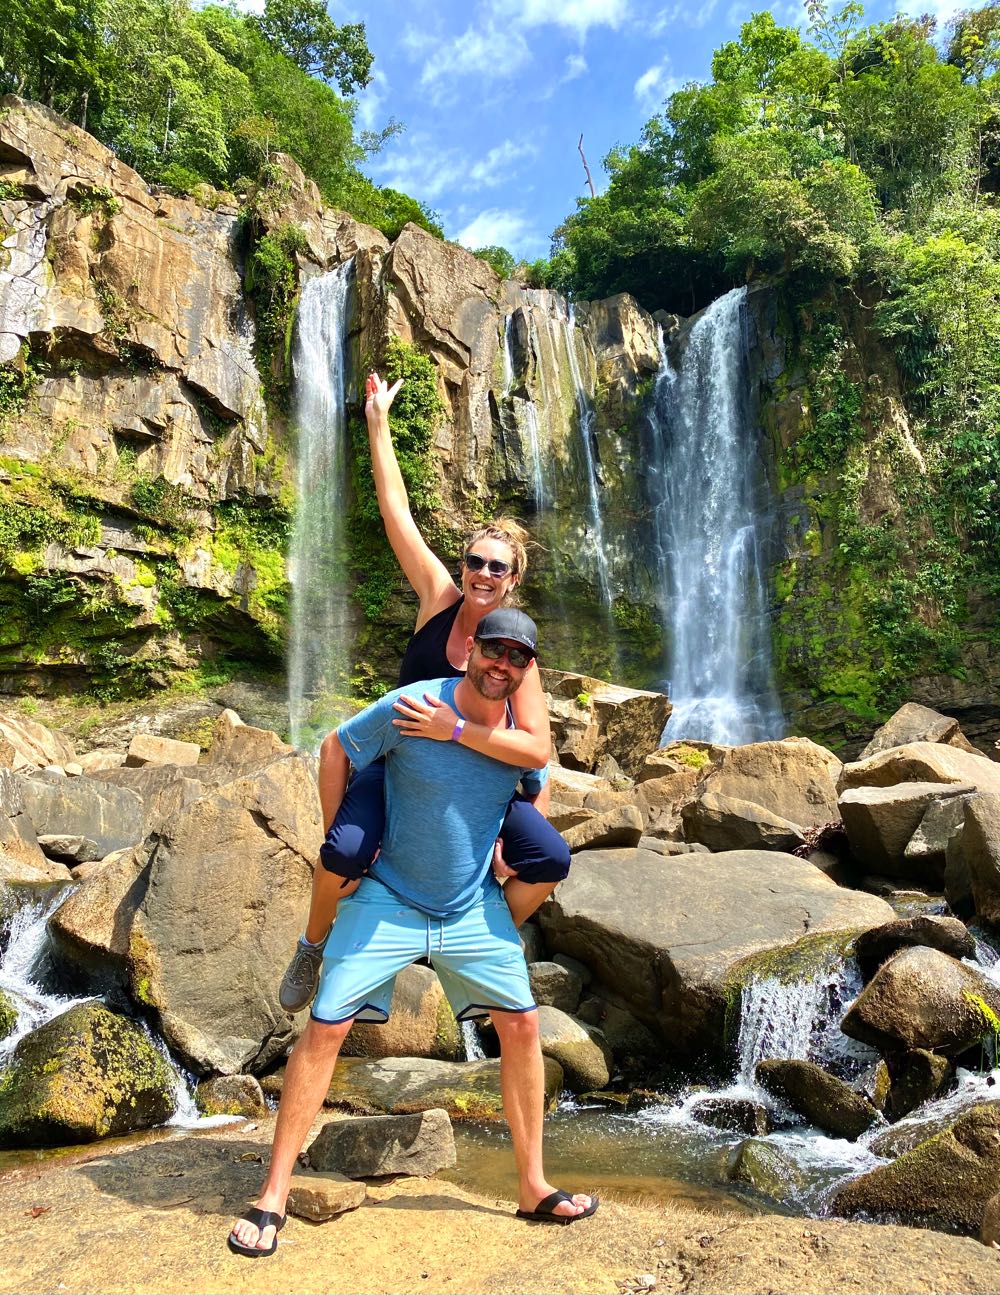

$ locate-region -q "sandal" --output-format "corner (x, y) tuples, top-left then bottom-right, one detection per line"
(515, 1189), (599, 1225)
(227, 1206), (286, 1258)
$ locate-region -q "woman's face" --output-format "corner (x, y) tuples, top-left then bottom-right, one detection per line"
(461, 537), (519, 614)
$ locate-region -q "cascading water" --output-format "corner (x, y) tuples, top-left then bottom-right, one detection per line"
(287, 260), (355, 752)
(563, 305), (612, 608)
(648, 289), (783, 744)
(502, 312), (546, 506)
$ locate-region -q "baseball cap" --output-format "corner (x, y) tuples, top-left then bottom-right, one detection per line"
(474, 608), (539, 659)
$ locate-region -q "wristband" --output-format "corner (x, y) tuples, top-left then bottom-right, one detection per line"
(450, 718), (466, 743)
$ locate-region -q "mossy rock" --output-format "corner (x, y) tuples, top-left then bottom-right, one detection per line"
(727, 1137), (808, 1203)
(0, 1002), (176, 1148)
(0, 987), (16, 1041)
(195, 1074), (267, 1119)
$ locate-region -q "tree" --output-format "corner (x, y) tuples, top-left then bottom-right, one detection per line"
(254, 0), (372, 93)
(472, 246), (516, 279)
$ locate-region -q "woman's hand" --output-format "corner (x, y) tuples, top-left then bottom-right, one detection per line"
(391, 691), (457, 741)
(492, 837), (517, 879)
(365, 371), (403, 426)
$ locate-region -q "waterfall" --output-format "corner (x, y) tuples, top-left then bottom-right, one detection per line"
(461, 1019), (486, 1061)
(649, 289), (783, 744)
(502, 311), (546, 506)
(287, 261), (355, 752)
(563, 305), (612, 607)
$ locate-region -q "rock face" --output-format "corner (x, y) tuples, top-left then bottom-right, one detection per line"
(307, 1109), (457, 1178)
(538, 846), (895, 1059)
(0, 1003), (175, 1146)
(542, 671), (672, 778)
(17, 774), (144, 858)
(833, 1103), (1000, 1232)
(755, 1059), (877, 1140)
(841, 946), (1000, 1057)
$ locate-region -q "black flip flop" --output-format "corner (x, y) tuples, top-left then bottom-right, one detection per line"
(227, 1206), (286, 1257)
(516, 1189), (599, 1225)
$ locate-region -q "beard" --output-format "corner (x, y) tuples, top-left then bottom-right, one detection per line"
(467, 653), (520, 701)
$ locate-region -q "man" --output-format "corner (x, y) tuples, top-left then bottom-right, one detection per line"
(229, 609), (597, 1257)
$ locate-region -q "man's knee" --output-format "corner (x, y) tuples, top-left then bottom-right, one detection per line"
(300, 1015), (353, 1052)
(492, 1007), (540, 1047)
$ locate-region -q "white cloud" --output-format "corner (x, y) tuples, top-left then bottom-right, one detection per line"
(354, 68), (389, 133)
(651, 0), (718, 32)
(634, 59), (681, 112)
(226, 0), (264, 11)
(897, 0), (966, 22)
(468, 139), (539, 187)
(457, 208), (545, 257)
(562, 53), (588, 81)
(417, 22), (532, 104)
(504, 0), (630, 38)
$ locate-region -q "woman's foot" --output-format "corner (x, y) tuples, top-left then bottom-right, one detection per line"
(278, 935), (326, 1012)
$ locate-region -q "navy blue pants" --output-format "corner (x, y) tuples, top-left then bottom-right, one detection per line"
(320, 760), (571, 885)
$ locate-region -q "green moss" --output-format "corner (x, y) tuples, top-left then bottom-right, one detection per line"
(0, 987), (16, 1041)
(670, 743), (710, 770)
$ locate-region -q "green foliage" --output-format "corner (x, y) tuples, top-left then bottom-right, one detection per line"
(242, 217), (308, 405)
(472, 245), (516, 279)
(253, 0), (371, 92)
(68, 184), (121, 216)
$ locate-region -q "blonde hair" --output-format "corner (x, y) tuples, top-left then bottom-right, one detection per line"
(465, 516), (531, 580)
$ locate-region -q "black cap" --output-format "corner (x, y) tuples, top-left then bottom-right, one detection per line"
(474, 608), (539, 659)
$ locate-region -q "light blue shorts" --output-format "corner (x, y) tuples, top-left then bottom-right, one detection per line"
(311, 875), (536, 1025)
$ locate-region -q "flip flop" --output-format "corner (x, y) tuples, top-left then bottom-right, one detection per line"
(227, 1206), (286, 1258)
(516, 1189), (599, 1225)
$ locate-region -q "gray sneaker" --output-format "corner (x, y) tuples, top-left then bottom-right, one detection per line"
(279, 937), (325, 1012)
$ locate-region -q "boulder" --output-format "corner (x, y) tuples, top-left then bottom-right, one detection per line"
(832, 1102), (1000, 1232)
(536, 1006), (612, 1092)
(860, 703), (977, 760)
(307, 1108), (456, 1178)
(885, 1048), (952, 1121)
(341, 964), (462, 1062)
(0, 849), (70, 885)
(561, 804), (643, 852)
(538, 846), (895, 1059)
(634, 769), (702, 838)
(97, 764), (228, 838)
(904, 793), (974, 879)
(838, 742), (1000, 795)
(272, 1054), (564, 1122)
(691, 1097), (772, 1136)
(541, 670), (672, 778)
(519, 922), (547, 964)
(76, 750), (127, 774)
(48, 846), (147, 987)
(727, 1138), (807, 1203)
(0, 714), (74, 771)
(0, 1003), (175, 1147)
(853, 915), (977, 983)
(697, 738), (842, 830)
(207, 709), (293, 769)
(961, 793), (1000, 927)
(286, 1169), (366, 1221)
(575, 995), (660, 1061)
(682, 791), (805, 852)
(37, 834), (102, 864)
(17, 774), (144, 858)
(0, 768), (46, 872)
(637, 836), (709, 855)
(125, 733), (201, 768)
(841, 946), (1000, 1057)
(755, 1059), (878, 1140)
(548, 766), (629, 813)
(125, 755), (321, 1073)
(195, 1074), (267, 1119)
(528, 961), (584, 1014)
(838, 782), (973, 878)
(637, 742), (723, 783)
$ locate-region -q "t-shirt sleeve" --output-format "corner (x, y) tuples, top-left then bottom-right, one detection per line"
(335, 691), (403, 770)
(519, 762), (550, 796)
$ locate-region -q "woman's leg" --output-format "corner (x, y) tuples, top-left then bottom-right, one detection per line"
(497, 794), (570, 928)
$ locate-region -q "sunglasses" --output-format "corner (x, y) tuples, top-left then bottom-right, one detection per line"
(464, 552), (513, 578)
(476, 638), (534, 669)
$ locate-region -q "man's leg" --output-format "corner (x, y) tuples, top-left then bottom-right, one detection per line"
(490, 1008), (594, 1219)
(230, 1016), (352, 1252)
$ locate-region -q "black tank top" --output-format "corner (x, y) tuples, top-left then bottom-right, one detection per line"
(397, 595), (466, 687)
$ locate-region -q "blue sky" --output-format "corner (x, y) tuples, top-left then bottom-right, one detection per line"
(326, 0), (961, 260)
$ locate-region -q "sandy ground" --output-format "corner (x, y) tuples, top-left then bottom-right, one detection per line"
(5, 1115), (1000, 1295)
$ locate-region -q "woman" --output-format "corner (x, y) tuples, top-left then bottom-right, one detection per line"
(279, 371), (570, 1013)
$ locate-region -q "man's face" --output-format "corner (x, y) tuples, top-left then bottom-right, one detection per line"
(467, 639), (530, 701)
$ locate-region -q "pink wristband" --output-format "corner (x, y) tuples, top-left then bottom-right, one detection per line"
(450, 718), (465, 742)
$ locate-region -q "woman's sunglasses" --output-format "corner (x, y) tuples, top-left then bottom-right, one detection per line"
(464, 552), (513, 578)
(476, 639), (534, 669)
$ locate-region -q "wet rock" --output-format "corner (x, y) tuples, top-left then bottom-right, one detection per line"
(756, 1059), (878, 1140)
(17, 774), (144, 858)
(682, 791), (805, 852)
(538, 846), (894, 1060)
(575, 995), (660, 1062)
(125, 733), (200, 768)
(839, 783), (974, 878)
(195, 1074), (267, 1119)
(833, 1101), (1000, 1232)
(206, 709), (293, 769)
(537, 1006), (611, 1092)
(272, 1054), (564, 1122)
(691, 1097), (772, 1136)
(0, 987), (16, 1040)
(562, 804), (643, 852)
(885, 1048), (953, 1121)
(341, 964), (461, 1062)
(528, 961), (584, 1013)
(860, 703), (978, 760)
(697, 738), (842, 830)
(286, 1168), (366, 1221)
(727, 1138), (807, 1202)
(0, 1003), (175, 1147)
(541, 670), (672, 778)
(853, 915), (977, 983)
(841, 946), (1000, 1057)
(962, 793), (1000, 927)
(838, 742), (1000, 795)
(308, 1109), (456, 1178)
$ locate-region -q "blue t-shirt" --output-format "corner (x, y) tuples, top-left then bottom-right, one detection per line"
(336, 677), (547, 918)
